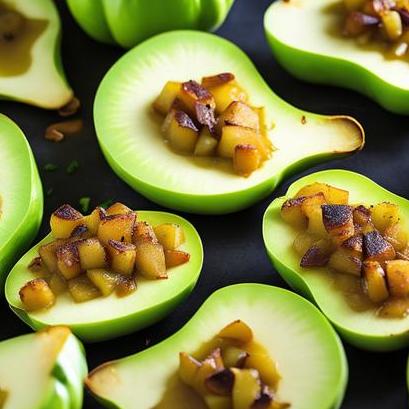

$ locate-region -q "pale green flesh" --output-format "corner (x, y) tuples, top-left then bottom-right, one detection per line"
(0, 114), (43, 282)
(94, 30), (364, 214)
(87, 284), (347, 409)
(0, 0), (72, 108)
(263, 170), (409, 350)
(265, 0), (409, 113)
(0, 331), (86, 409)
(5, 211), (203, 341)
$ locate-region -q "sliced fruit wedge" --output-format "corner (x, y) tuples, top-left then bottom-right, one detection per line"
(263, 169), (409, 351)
(264, 0), (409, 115)
(86, 284), (347, 409)
(5, 211), (203, 342)
(0, 0), (72, 108)
(0, 326), (87, 409)
(0, 114), (42, 284)
(94, 30), (364, 214)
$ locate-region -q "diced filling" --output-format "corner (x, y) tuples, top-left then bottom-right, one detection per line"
(19, 203), (190, 311)
(153, 73), (274, 177)
(342, 0), (409, 58)
(281, 182), (409, 318)
(178, 320), (289, 409)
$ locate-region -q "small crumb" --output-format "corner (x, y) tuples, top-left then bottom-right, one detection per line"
(45, 119), (83, 142)
(43, 163), (58, 172)
(79, 197), (91, 214)
(58, 97), (81, 117)
(301, 115), (307, 124)
(66, 160), (80, 174)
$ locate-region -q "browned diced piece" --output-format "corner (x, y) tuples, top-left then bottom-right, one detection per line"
(106, 240), (136, 276)
(115, 275), (137, 297)
(87, 269), (119, 297)
(178, 80), (215, 116)
(353, 205), (374, 233)
(295, 182), (349, 204)
(48, 273), (67, 295)
(321, 204), (355, 245)
(105, 202), (133, 216)
(384, 222), (408, 251)
(135, 242), (167, 279)
(19, 278), (55, 311)
(328, 248), (362, 276)
(385, 259), (409, 297)
(341, 235), (363, 258)
(153, 81), (182, 115)
(201, 73), (235, 89)
(154, 223), (185, 250)
(281, 196), (308, 230)
(363, 230), (396, 263)
(76, 238), (107, 270)
(301, 193), (327, 237)
(194, 127), (218, 156)
(162, 110), (199, 153)
(378, 297), (409, 318)
(133, 221), (158, 245)
(39, 240), (66, 274)
(205, 368), (234, 396)
(216, 101), (259, 136)
(293, 232), (320, 256)
(222, 346), (249, 368)
(56, 243), (82, 280)
(233, 144), (261, 177)
(165, 249), (190, 268)
(195, 101), (216, 130)
(85, 207), (106, 235)
(28, 257), (49, 278)
(68, 276), (101, 303)
(371, 202), (400, 232)
(97, 213), (136, 245)
(300, 240), (331, 268)
(362, 261), (389, 303)
(344, 11), (379, 36)
(70, 224), (90, 239)
(218, 320), (253, 344)
(50, 204), (84, 239)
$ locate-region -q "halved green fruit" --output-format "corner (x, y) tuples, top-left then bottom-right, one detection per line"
(0, 114), (42, 285)
(86, 284), (347, 409)
(5, 211), (203, 342)
(0, 326), (87, 409)
(66, 0), (235, 48)
(0, 0), (72, 109)
(94, 30), (364, 215)
(263, 169), (409, 351)
(264, 0), (409, 115)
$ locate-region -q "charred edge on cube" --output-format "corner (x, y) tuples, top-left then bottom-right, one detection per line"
(116, 275), (137, 297)
(182, 80), (213, 101)
(19, 278), (48, 299)
(28, 257), (43, 271)
(205, 369), (234, 396)
(202, 73), (235, 88)
(174, 111), (199, 131)
(235, 144), (258, 152)
(321, 204), (353, 229)
(251, 385), (274, 409)
(281, 196), (307, 211)
(300, 246), (330, 267)
(108, 239), (136, 252)
(53, 204), (83, 220)
(363, 230), (394, 258)
(342, 234), (363, 252)
(195, 102), (216, 130)
(70, 224), (89, 238)
(56, 242), (80, 264)
(353, 205), (371, 225)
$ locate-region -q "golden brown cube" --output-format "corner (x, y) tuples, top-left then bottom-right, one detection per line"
(281, 197), (308, 230)
(50, 204), (84, 239)
(165, 249), (190, 268)
(153, 81), (181, 115)
(194, 127), (218, 157)
(384, 222), (408, 251)
(97, 213), (136, 245)
(68, 276), (101, 303)
(362, 261), (389, 303)
(76, 238), (107, 270)
(216, 101), (259, 136)
(300, 240), (331, 268)
(106, 240), (136, 276)
(115, 275), (137, 297)
(39, 240), (66, 274)
(85, 207), (106, 235)
(204, 79), (248, 114)
(295, 182), (349, 205)
(218, 320), (253, 344)
(178, 80), (215, 115)
(105, 202), (133, 216)
(322, 204), (355, 245)
(233, 144), (261, 177)
(341, 235), (363, 259)
(154, 223), (185, 250)
(19, 278), (55, 311)
(301, 193), (327, 237)
(56, 243), (82, 280)
(385, 259), (409, 297)
(371, 202), (400, 232)
(133, 221), (158, 245)
(48, 273), (67, 295)
(87, 269), (119, 297)
(135, 242), (166, 279)
(363, 230), (396, 263)
(293, 231), (320, 256)
(201, 73), (235, 89)
(328, 248), (362, 276)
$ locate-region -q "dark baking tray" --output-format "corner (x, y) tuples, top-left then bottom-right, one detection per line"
(1, 0), (408, 407)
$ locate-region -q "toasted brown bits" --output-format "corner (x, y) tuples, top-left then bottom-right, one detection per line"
(174, 111), (198, 131)
(322, 204), (353, 229)
(201, 73), (235, 88)
(363, 230), (396, 261)
(300, 245), (330, 267)
(54, 204), (83, 220)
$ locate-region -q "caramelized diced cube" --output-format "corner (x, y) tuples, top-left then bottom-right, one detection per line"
(135, 242), (167, 279)
(154, 223), (185, 250)
(107, 240), (136, 275)
(201, 73), (235, 89)
(216, 101), (259, 136)
(153, 81), (181, 115)
(293, 231), (320, 256)
(178, 80), (215, 115)
(353, 205), (373, 233)
(133, 221), (158, 245)
(233, 144), (261, 177)
(105, 202), (133, 216)
(384, 222), (408, 251)
(87, 269), (119, 296)
(179, 352), (201, 386)
(218, 320), (253, 344)
(300, 240), (331, 268)
(295, 183), (349, 204)
(195, 101), (216, 130)
(321, 204), (355, 245)
(379, 298), (409, 318)
(363, 230), (396, 263)
(115, 275), (137, 297)
(50, 204), (84, 239)
(385, 260), (409, 297)
(39, 240), (66, 274)
(301, 193), (327, 237)
(362, 261), (389, 303)
(205, 369), (234, 396)
(165, 249), (190, 268)
(48, 273), (67, 295)
(328, 248), (362, 276)
(371, 202), (400, 232)
(56, 243), (82, 280)
(194, 127), (218, 156)
(68, 276), (101, 303)
(69, 224), (90, 239)
(281, 196), (308, 230)
(19, 278), (55, 311)
(76, 238), (107, 270)
(162, 110), (199, 153)
(341, 235), (363, 258)
(85, 207), (106, 235)
(97, 213), (136, 245)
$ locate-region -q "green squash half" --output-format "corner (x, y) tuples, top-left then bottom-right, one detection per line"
(0, 326), (87, 409)
(5, 211), (203, 342)
(263, 169), (409, 351)
(86, 284), (347, 409)
(265, 0), (409, 115)
(0, 0), (72, 109)
(66, 0), (235, 48)
(94, 30), (364, 215)
(0, 114), (42, 285)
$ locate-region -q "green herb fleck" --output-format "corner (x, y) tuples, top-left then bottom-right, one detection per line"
(66, 160), (79, 174)
(99, 199), (114, 209)
(79, 197), (91, 214)
(43, 163), (58, 172)
(46, 187), (54, 197)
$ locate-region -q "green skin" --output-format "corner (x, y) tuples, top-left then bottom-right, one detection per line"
(0, 331), (87, 409)
(86, 284), (348, 409)
(0, 114), (43, 287)
(5, 211), (203, 342)
(0, 0), (72, 109)
(65, 0), (235, 48)
(263, 169), (409, 351)
(94, 30), (365, 215)
(264, 0), (409, 115)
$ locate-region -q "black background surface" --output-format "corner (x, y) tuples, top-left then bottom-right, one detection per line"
(1, 0), (409, 408)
